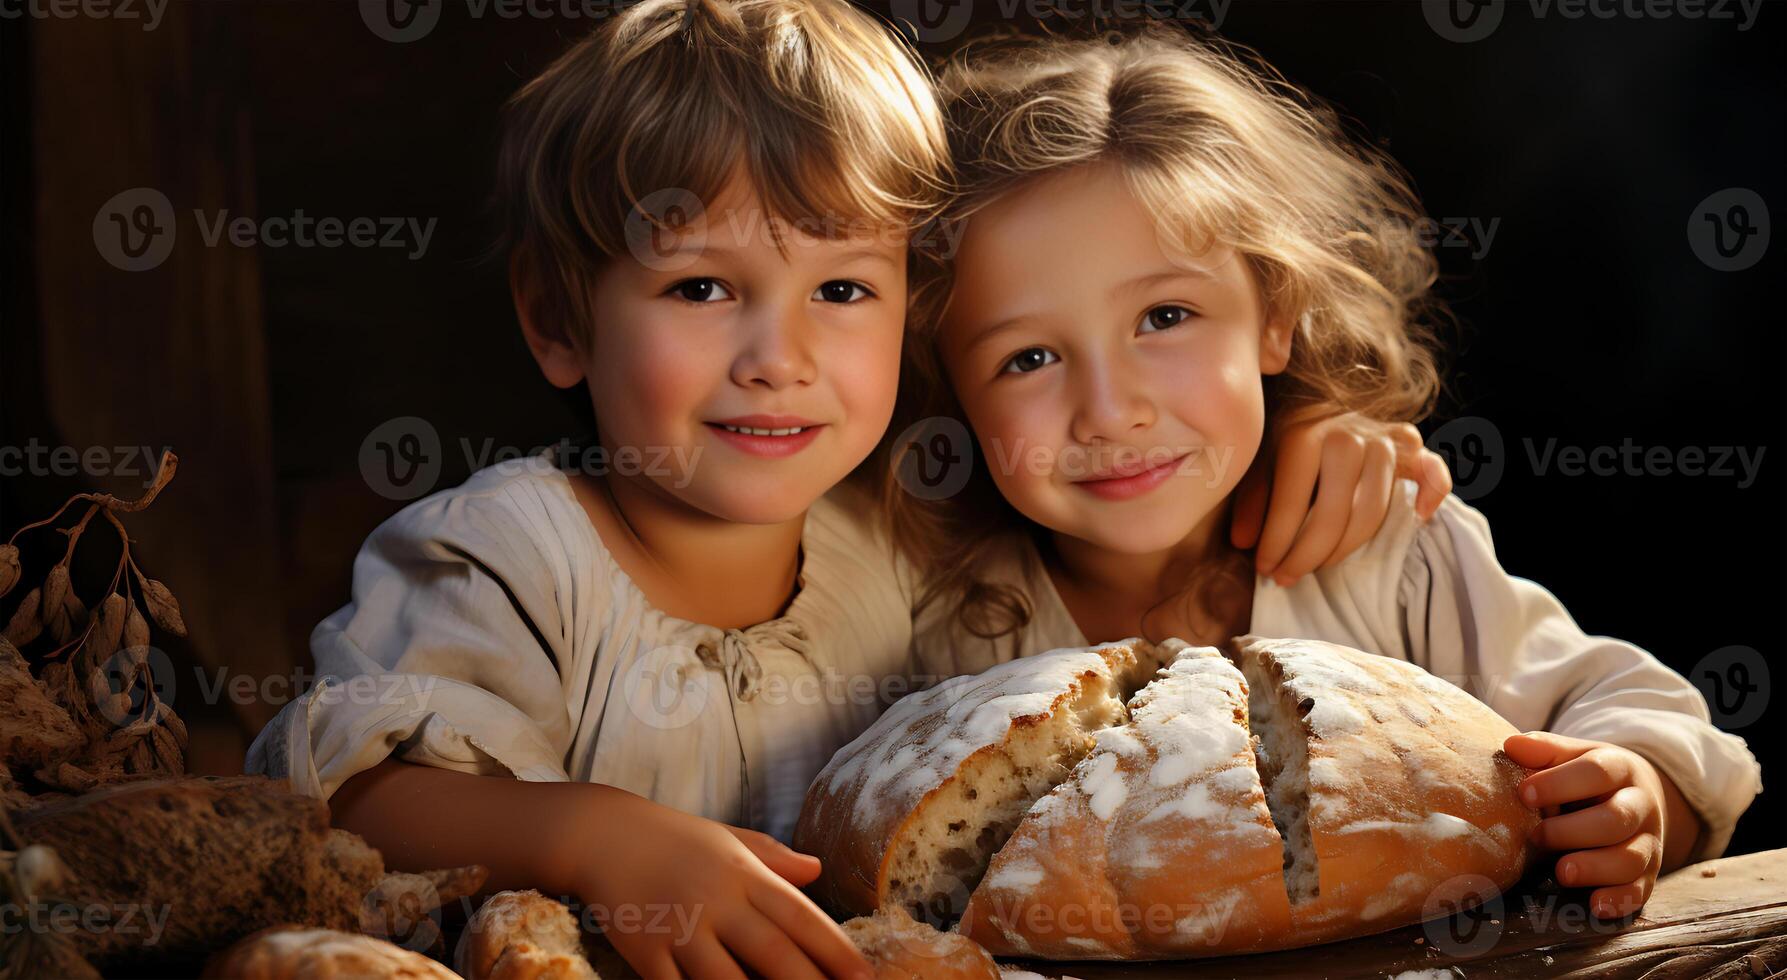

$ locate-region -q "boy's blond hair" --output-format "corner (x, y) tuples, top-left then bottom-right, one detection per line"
(496, 0), (950, 344)
(887, 25), (1450, 640)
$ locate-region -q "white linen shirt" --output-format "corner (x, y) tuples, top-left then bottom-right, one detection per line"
(245, 452), (913, 844)
(909, 481), (1764, 862)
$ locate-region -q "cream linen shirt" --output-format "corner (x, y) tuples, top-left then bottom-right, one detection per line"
(245, 451), (912, 844)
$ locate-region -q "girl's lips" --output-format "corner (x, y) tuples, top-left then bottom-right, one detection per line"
(704, 422), (825, 459)
(1073, 452), (1190, 501)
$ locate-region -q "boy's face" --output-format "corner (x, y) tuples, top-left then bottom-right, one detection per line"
(939, 162), (1294, 556)
(577, 168), (907, 524)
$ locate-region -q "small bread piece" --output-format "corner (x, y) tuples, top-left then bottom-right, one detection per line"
(455, 890), (600, 980)
(795, 640), (1161, 923)
(200, 926), (460, 979)
(958, 642), (1292, 959)
(841, 906), (1000, 979)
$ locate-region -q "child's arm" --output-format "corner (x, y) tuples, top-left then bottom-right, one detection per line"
(333, 758), (874, 980)
(1373, 493), (1762, 915)
(1231, 410), (1452, 585)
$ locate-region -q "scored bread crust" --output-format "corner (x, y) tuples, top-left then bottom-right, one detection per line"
(957, 642), (1293, 959)
(1232, 635), (1538, 947)
(802, 635), (1536, 961)
(794, 640), (1162, 922)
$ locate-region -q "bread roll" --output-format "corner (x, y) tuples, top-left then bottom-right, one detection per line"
(455, 890), (601, 980)
(794, 640), (1162, 923)
(200, 926), (461, 979)
(840, 906), (1000, 979)
(800, 636), (1537, 960)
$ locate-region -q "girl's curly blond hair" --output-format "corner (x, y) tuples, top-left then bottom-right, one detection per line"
(878, 24), (1451, 641)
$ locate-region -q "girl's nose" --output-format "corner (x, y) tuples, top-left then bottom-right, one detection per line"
(731, 303), (818, 390)
(1068, 358), (1157, 445)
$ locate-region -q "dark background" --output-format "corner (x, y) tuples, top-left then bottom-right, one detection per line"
(1, 0), (1778, 857)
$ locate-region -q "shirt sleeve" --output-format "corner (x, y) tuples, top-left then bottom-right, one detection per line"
(1401, 489), (1763, 861)
(244, 466), (595, 801)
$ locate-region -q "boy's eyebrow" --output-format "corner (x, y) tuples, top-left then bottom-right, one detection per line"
(646, 242), (901, 269)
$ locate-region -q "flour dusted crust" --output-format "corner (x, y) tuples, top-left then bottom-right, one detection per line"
(793, 640), (1162, 922)
(958, 642), (1293, 958)
(1231, 635), (1538, 948)
(800, 636), (1536, 960)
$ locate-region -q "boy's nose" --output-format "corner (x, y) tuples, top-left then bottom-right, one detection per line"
(731, 306), (817, 389)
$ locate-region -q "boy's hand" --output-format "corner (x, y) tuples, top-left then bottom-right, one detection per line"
(1504, 731), (1679, 920)
(571, 788), (873, 980)
(1231, 411), (1452, 585)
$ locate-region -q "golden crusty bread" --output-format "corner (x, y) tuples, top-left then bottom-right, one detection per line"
(200, 926), (461, 979)
(958, 642), (1293, 958)
(803, 636), (1538, 960)
(794, 640), (1163, 924)
(454, 890), (601, 980)
(840, 906), (1001, 979)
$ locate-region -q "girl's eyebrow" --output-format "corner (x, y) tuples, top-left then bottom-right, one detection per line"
(1114, 266), (1218, 295)
(961, 265), (1221, 352)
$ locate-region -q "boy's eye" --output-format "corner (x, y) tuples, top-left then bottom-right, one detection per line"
(1139, 304), (1195, 333)
(669, 279), (733, 303)
(815, 280), (874, 304)
(1000, 347), (1060, 375)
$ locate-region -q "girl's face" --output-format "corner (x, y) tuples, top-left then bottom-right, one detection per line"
(571, 168), (908, 524)
(940, 162), (1294, 556)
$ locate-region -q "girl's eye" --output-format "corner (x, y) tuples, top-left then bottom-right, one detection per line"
(669, 279), (733, 303)
(1000, 347), (1060, 375)
(1139, 304), (1195, 333)
(815, 280), (874, 304)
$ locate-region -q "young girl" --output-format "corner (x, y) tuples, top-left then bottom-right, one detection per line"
(247, 4), (1446, 978)
(892, 27), (1763, 925)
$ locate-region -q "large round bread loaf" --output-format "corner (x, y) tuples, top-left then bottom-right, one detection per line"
(796, 636), (1537, 960)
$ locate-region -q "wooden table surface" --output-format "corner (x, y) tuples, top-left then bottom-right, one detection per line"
(998, 848), (1787, 980)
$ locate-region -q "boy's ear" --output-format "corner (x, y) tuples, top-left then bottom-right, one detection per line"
(1259, 309), (1295, 376)
(511, 253), (586, 390)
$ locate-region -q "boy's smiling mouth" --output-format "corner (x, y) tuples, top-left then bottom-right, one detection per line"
(705, 415), (826, 458)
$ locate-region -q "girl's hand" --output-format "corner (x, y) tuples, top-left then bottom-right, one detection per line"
(1504, 732), (1689, 920)
(571, 788), (873, 980)
(1230, 411), (1452, 585)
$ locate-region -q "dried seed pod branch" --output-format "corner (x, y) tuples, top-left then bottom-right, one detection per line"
(1, 451), (189, 791)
